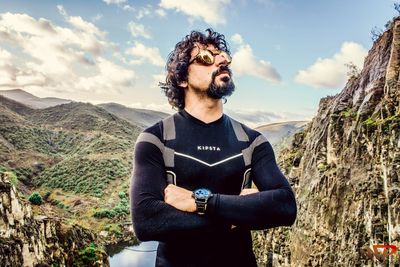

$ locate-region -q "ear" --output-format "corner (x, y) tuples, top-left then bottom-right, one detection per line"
(178, 80), (188, 88)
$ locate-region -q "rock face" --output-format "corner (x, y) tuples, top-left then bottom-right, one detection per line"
(254, 19), (400, 266)
(0, 172), (109, 267)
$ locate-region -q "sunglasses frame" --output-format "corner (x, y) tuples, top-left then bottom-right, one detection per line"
(188, 46), (232, 66)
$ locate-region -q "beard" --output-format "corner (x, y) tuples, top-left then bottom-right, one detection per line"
(190, 66), (235, 100)
(207, 66), (235, 99)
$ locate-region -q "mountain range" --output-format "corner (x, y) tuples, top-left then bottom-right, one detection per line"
(0, 89), (170, 128)
(0, 88), (305, 150)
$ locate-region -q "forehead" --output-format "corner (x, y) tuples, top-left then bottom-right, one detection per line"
(192, 42), (218, 52)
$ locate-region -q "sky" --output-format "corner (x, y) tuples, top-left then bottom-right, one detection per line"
(0, 0), (397, 127)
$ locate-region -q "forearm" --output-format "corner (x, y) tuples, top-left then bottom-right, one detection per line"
(207, 141), (297, 229)
(132, 195), (228, 241)
(207, 187), (296, 229)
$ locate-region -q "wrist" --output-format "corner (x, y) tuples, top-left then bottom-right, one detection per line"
(192, 188), (213, 215)
(188, 198), (196, 213)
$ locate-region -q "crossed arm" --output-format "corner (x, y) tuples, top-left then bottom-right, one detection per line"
(130, 140), (297, 242)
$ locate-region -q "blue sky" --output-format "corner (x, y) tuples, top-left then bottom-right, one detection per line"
(0, 0), (396, 126)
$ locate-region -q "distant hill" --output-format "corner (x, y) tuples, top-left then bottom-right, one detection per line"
(98, 102), (169, 128)
(255, 121), (309, 155)
(0, 89), (72, 109)
(29, 101), (141, 136)
(0, 89), (170, 128)
(0, 95), (34, 117)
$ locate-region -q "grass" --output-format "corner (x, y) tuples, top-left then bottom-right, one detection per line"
(340, 108), (357, 119)
(35, 157), (130, 197)
(363, 113), (399, 127)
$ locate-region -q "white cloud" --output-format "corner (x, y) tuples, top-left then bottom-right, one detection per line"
(231, 33), (243, 45)
(127, 21), (151, 39)
(103, 0), (157, 20)
(225, 108), (311, 128)
(126, 42), (165, 66)
(92, 13), (103, 22)
(56, 5), (67, 17)
(155, 9), (167, 17)
(103, 0), (127, 5)
(0, 10), (136, 94)
(152, 71), (167, 88)
(0, 47), (12, 60)
(136, 6), (152, 20)
(57, 5), (107, 55)
(102, 0), (136, 13)
(0, 47), (43, 87)
(159, 0), (231, 25)
(122, 5), (136, 12)
(0, 63), (17, 86)
(231, 44), (281, 82)
(76, 58), (135, 93)
(226, 108), (282, 127)
(295, 42), (367, 88)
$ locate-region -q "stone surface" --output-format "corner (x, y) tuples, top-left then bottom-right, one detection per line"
(253, 18), (400, 267)
(0, 173), (109, 267)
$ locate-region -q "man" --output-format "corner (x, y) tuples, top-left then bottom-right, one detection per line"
(130, 29), (297, 267)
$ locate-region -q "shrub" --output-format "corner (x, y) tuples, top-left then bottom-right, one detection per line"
(118, 191), (127, 199)
(93, 209), (116, 219)
(7, 171), (18, 186)
(29, 192), (43, 205)
(76, 242), (101, 267)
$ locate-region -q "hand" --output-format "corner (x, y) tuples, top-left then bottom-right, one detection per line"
(164, 184), (196, 212)
(239, 188), (259, 196)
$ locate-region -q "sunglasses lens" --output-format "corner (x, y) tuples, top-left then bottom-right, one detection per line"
(191, 48), (232, 65)
(198, 50), (214, 65)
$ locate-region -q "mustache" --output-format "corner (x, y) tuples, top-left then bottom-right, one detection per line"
(212, 65), (232, 79)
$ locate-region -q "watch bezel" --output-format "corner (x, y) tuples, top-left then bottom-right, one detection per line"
(192, 188), (213, 215)
(193, 188), (212, 200)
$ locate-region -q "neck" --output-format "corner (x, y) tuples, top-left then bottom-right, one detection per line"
(184, 90), (223, 123)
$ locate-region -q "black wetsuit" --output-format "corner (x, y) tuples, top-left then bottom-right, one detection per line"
(130, 110), (297, 267)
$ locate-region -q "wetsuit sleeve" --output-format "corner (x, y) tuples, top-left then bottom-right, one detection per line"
(130, 139), (229, 242)
(207, 140), (297, 230)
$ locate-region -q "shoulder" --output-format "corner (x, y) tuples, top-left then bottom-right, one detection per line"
(225, 115), (267, 144)
(135, 120), (164, 153)
(142, 121), (163, 138)
(136, 112), (179, 148)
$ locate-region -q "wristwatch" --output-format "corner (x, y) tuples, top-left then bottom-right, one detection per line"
(192, 188), (213, 215)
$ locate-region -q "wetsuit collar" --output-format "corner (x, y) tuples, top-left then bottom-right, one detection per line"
(180, 109), (225, 126)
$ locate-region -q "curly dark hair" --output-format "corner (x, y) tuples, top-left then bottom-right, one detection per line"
(159, 29), (230, 110)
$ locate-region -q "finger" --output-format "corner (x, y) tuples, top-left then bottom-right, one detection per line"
(240, 188), (259, 196)
(164, 184), (174, 193)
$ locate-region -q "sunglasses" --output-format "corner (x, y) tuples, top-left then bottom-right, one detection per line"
(189, 47), (232, 65)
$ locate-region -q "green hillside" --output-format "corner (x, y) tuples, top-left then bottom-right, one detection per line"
(0, 96), (142, 242)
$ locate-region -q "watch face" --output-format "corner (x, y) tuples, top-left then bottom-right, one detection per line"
(194, 188), (211, 200)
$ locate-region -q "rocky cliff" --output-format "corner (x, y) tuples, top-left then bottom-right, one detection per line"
(0, 172), (109, 267)
(254, 18), (400, 266)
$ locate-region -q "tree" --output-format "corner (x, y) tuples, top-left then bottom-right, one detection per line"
(345, 62), (361, 80)
(371, 26), (383, 42)
(28, 192), (43, 205)
(394, 2), (400, 15)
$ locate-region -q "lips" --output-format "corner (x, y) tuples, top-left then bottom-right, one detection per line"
(218, 70), (230, 75)
(215, 66), (231, 77)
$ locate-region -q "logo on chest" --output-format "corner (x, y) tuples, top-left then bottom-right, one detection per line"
(197, 145), (221, 151)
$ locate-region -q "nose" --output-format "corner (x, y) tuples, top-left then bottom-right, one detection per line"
(215, 53), (229, 66)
